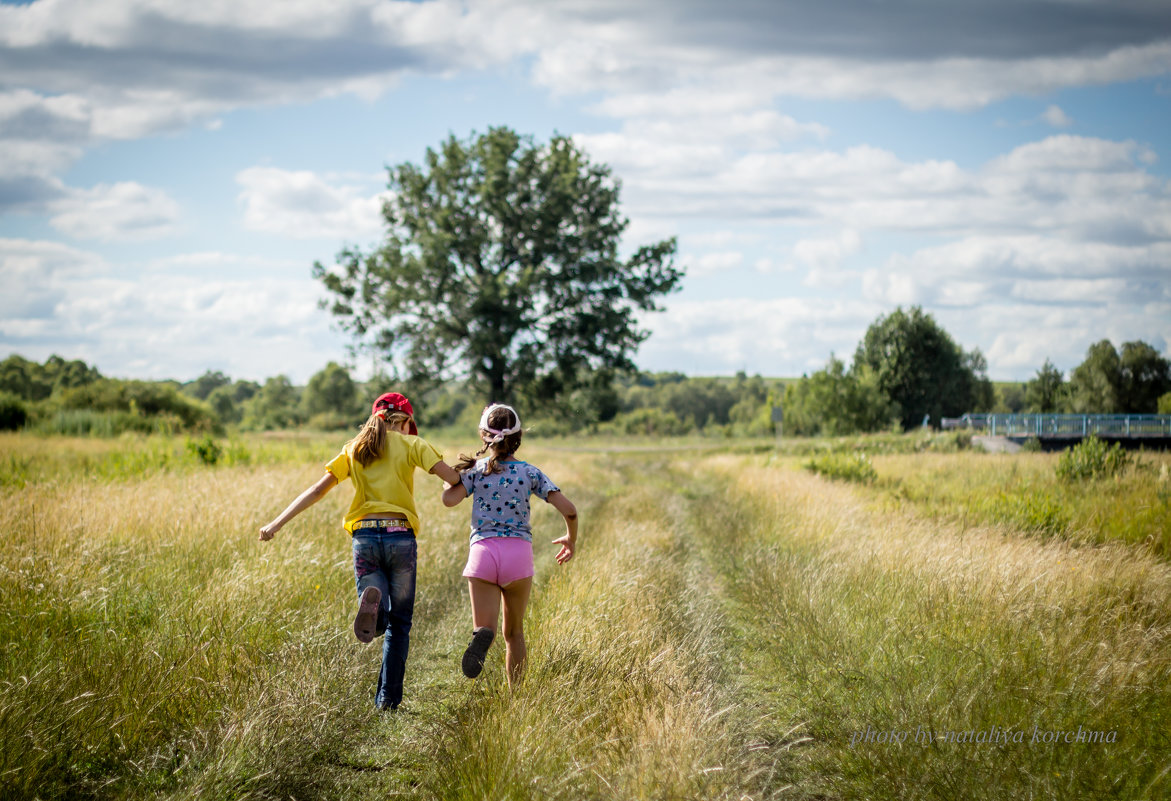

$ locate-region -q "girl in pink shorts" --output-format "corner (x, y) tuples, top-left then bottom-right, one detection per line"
(442, 403), (578, 686)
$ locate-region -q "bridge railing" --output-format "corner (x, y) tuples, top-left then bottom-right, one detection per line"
(945, 413), (1171, 437)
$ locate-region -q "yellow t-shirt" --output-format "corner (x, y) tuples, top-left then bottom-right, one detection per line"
(325, 432), (443, 535)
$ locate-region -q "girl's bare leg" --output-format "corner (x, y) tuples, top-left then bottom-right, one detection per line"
(462, 578), (503, 678)
(468, 578), (501, 632)
(500, 577), (532, 687)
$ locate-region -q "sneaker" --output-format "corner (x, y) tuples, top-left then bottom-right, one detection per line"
(461, 627), (495, 678)
(354, 586), (381, 643)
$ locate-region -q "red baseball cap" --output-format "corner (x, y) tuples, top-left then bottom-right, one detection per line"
(372, 392), (418, 435)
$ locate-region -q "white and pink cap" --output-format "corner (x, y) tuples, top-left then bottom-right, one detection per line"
(479, 403), (522, 444)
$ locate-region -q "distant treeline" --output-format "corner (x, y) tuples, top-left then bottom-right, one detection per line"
(2, 329), (1169, 438)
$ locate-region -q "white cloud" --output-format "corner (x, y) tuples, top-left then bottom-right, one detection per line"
(0, 237), (106, 321)
(795, 229), (862, 287)
(638, 296), (883, 376)
(529, 7), (1171, 110)
(0, 238), (348, 382)
(1042, 104), (1074, 127)
(681, 250), (743, 277)
(48, 181), (181, 241)
(577, 130), (1171, 249)
(236, 167), (387, 241)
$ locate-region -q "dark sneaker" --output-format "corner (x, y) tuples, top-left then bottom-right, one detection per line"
(461, 627), (495, 678)
(354, 586), (381, 643)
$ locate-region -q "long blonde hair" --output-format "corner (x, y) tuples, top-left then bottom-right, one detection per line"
(349, 410), (411, 467)
(455, 405), (522, 476)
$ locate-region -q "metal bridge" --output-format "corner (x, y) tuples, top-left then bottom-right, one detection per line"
(944, 413), (1171, 439)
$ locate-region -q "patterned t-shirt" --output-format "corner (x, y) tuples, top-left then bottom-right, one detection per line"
(459, 459), (559, 543)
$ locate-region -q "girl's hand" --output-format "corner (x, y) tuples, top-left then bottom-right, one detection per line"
(259, 521), (280, 541)
(552, 534), (575, 564)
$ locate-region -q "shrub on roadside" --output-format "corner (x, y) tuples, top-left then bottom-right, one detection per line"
(35, 409), (180, 436)
(804, 452), (878, 484)
(982, 490), (1070, 536)
(604, 407), (691, 437)
(0, 391), (29, 430)
(1056, 435), (1130, 482)
(186, 435), (223, 465)
(58, 379), (217, 433)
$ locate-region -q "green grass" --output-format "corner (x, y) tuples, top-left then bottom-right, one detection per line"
(1, 433), (1168, 799)
(870, 450), (1171, 556)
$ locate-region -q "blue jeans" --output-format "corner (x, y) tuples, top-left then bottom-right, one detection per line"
(352, 530), (417, 709)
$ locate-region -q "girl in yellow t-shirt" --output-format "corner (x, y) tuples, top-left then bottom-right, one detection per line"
(259, 392), (460, 710)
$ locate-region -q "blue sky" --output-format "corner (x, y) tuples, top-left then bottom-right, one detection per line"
(1, 0), (1169, 384)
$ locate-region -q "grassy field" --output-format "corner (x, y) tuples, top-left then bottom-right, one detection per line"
(1, 432), (1168, 799)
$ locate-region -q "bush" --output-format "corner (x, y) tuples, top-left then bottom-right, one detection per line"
(186, 435), (223, 465)
(605, 407), (691, 437)
(58, 379), (216, 432)
(1056, 436), (1131, 482)
(0, 391), (29, 430)
(983, 490), (1069, 536)
(305, 411), (359, 431)
(917, 430), (973, 453)
(34, 409), (180, 436)
(804, 452), (878, 484)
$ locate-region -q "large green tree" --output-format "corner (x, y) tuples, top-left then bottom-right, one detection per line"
(0, 354), (100, 401)
(853, 306), (991, 429)
(302, 361), (360, 419)
(314, 127), (682, 404)
(1025, 358), (1067, 413)
(1119, 340), (1171, 413)
(1070, 340), (1121, 413)
(1070, 339), (1171, 413)
(781, 356), (895, 436)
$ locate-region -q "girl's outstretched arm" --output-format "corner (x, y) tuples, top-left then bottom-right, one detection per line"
(430, 460), (461, 486)
(432, 460), (467, 507)
(259, 472), (338, 541)
(547, 490), (578, 564)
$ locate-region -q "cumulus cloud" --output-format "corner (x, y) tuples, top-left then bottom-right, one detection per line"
(2, 0), (1169, 381)
(0, 238), (347, 381)
(236, 167), (387, 240)
(637, 296), (883, 376)
(864, 236), (1171, 309)
(48, 181), (181, 241)
(0, 0), (536, 140)
(680, 250), (744, 277)
(579, 131), (1171, 245)
(0, 237), (106, 323)
(796, 229), (862, 288)
(530, 1), (1171, 109)
(1042, 104), (1074, 127)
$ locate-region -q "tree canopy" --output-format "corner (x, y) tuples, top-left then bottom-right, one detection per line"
(853, 306), (992, 429)
(314, 127), (682, 406)
(1025, 359), (1066, 413)
(1070, 339), (1170, 413)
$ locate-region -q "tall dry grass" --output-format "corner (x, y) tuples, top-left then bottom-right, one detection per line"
(2, 434), (1168, 799)
(692, 454), (1171, 799)
(870, 450), (1171, 555)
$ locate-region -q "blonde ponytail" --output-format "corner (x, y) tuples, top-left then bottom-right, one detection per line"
(349, 410), (411, 467)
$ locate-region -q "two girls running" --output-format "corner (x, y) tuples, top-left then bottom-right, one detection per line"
(258, 392), (461, 710)
(259, 394), (577, 704)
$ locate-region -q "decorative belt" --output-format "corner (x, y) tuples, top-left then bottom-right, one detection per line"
(353, 518), (412, 532)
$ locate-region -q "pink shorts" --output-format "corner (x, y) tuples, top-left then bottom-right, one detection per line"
(462, 537), (534, 587)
